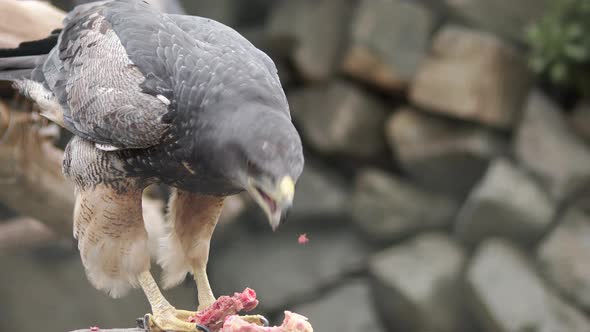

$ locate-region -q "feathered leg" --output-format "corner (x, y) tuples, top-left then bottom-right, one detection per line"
(66, 136), (151, 298)
(65, 137), (202, 332)
(159, 190), (268, 327)
(159, 189), (224, 310)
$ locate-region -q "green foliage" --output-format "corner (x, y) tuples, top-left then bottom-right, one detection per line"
(526, 0), (590, 96)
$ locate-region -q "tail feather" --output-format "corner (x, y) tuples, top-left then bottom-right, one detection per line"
(0, 31), (59, 82)
(0, 30), (60, 57)
(0, 55), (45, 70)
(0, 69), (34, 82)
(0, 56), (43, 82)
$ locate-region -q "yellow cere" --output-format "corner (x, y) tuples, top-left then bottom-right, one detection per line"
(279, 176), (295, 201)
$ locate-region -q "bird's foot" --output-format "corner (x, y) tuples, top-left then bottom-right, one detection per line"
(137, 271), (208, 331)
(137, 309), (210, 332)
(174, 309), (198, 321)
(168, 292), (216, 321)
(166, 288), (268, 330)
(171, 298), (214, 321)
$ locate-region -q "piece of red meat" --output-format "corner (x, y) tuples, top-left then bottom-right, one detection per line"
(189, 288), (258, 331)
(221, 311), (313, 332)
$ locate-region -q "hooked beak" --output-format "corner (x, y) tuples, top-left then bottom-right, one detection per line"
(247, 175), (295, 231)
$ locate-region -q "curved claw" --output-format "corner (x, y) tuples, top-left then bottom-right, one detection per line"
(259, 316), (269, 327)
(136, 317), (146, 330)
(196, 324), (210, 332)
(139, 314), (151, 331)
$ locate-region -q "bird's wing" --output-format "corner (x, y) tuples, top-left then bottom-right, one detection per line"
(163, 13), (289, 117)
(42, 1), (172, 149)
(46, 0), (289, 150)
(167, 14), (279, 82)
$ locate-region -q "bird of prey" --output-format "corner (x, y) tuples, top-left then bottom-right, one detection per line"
(0, 1), (304, 331)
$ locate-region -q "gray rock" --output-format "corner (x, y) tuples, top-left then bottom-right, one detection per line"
(455, 158), (555, 247)
(410, 25), (531, 129)
(289, 157), (351, 225)
(351, 169), (458, 242)
(515, 91), (590, 199)
(538, 208), (590, 311)
(386, 107), (507, 198)
(466, 239), (590, 332)
(444, 0), (548, 43)
(342, 0), (434, 91)
(209, 224), (368, 313)
(369, 233), (470, 332)
(267, 0), (355, 81)
(571, 100), (590, 146)
(233, 0), (274, 28)
(293, 280), (386, 332)
(289, 81), (389, 159)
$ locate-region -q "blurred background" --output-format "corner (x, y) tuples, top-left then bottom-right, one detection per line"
(1, 0), (590, 331)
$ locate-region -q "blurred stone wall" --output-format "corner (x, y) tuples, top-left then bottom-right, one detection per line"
(2, 1), (590, 332)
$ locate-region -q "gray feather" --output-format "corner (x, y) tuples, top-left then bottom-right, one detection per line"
(0, 55), (44, 70)
(46, 4), (170, 148)
(0, 69), (33, 81)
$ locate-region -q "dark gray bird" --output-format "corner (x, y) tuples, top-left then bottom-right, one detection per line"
(0, 1), (304, 331)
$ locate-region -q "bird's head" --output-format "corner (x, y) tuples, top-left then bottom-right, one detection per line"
(204, 102), (304, 231)
(245, 165), (298, 231)
(238, 108), (304, 231)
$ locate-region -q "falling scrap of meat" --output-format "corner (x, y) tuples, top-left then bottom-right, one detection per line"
(298, 233), (309, 245)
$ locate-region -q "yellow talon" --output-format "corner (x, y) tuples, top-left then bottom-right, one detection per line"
(143, 312), (204, 332)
